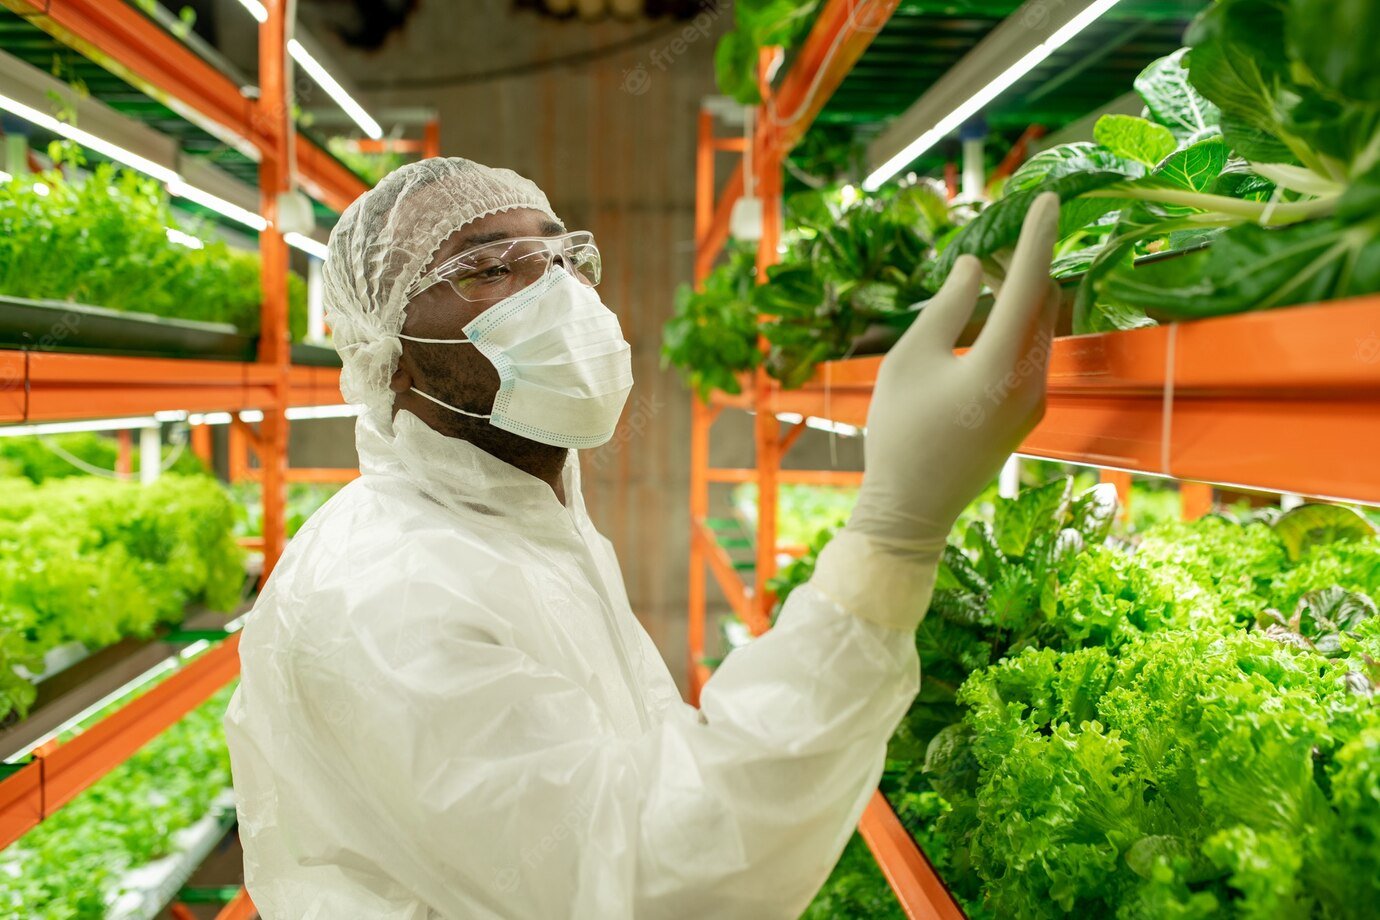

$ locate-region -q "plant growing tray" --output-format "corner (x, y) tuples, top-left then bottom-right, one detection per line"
(0, 295), (342, 367)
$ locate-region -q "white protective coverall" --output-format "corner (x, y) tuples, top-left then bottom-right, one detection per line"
(225, 157), (1060, 919)
(225, 408), (916, 919)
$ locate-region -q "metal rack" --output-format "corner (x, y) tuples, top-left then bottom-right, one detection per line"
(0, 2), (417, 914)
(686, 1), (1380, 916)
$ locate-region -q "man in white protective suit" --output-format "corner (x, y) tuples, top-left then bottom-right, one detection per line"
(224, 157), (1062, 919)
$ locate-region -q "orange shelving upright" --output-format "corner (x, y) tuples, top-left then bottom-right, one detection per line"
(685, 3), (966, 918)
(0, 2), (433, 904)
(684, 1), (1380, 917)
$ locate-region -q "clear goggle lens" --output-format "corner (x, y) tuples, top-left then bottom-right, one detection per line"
(411, 231), (601, 302)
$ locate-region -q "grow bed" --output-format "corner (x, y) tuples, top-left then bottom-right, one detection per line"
(0, 296), (340, 367)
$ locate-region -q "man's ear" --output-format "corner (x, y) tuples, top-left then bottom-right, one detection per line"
(389, 349), (415, 394)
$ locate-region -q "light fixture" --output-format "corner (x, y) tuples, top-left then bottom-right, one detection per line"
(235, 0), (269, 23)
(288, 39), (383, 140)
(0, 91), (179, 184)
(166, 177), (269, 232)
(0, 416), (163, 438)
(283, 231), (328, 260)
(863, 0), (1125, 190)
(286, 404), (359, 421)
(0, 90), (285, 235)
(165, 227), (205, 250)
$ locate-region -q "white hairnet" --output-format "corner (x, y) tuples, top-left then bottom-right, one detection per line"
(323, 157), (564, 419)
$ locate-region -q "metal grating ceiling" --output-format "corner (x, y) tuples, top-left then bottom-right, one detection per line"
(810, 0), (1207, 177)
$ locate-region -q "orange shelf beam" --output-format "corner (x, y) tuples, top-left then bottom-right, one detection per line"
(214, 887), (259, 920)
(0, 351), (343, 423)
(0, 0), (368, 213)
(691, 518), (755, 630)
(718, 298), (1380, 504)
(707, 468), (864, 486)
(859, 791), (966, 920)
(242, 466), (359, 484)
(0, 635), (241, 851)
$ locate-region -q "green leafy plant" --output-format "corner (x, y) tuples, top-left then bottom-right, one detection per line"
(0, 684), (236, 918)
(930, 0), (1380, 333)
(715, 0), (820, 105)
(0, 474), (244, 722)
(806, 475), (1380, 916)
(0, 166), (309, 339)
(0, 432), (207, 483)
(230, 480), (344, 539)
(662, 243), (761, 399)
(327, 136), (406, 186)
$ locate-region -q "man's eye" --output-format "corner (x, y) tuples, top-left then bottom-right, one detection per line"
(463, 263), (510, 282)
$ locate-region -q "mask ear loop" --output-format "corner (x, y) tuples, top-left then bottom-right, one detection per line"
(396, 334), (490, 417)
(409, 386), (492, 419)
(398, 334), (475, 344)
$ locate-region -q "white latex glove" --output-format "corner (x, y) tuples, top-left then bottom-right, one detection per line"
(812, 192), (1062, 631)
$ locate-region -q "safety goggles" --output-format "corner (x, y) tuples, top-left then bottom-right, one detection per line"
(408, 230), (602, 303)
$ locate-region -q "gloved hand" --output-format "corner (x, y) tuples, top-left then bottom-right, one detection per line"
(810, 192), (1062, 630)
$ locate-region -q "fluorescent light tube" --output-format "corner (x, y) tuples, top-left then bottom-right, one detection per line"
(0, 91), (180, 184)
(284, 231), (329, 260)
(288, 39), (383, 140)
(286, 404), (359, 421)
(0, 91), (277, 232)
(863, 0), (1124, 190)
(167, 178), (269, 231)
(0, 417), (162, 438)
(165, 227), (205, 249)
(235, 0), (269, 23)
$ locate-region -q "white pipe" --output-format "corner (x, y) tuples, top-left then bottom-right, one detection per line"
(962, 136), (986, 198)
(139, 425), (162, 484)
(307, 256), (327, 342)
(999, 455), (1021, 498)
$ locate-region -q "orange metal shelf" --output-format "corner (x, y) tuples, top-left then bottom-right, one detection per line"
(719, 297), (1380, 503)
(1, 0), (368, 212)
(213, 887), (259, 920)
(0, 351), (343, 423)
(0, 634), (241, 851)
(859, 791), (966, 920)
(691, 517), (755, 630)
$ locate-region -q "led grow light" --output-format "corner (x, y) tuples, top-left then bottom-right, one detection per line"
(863, 0), (1125, 191)
(288, 39), (383, 140)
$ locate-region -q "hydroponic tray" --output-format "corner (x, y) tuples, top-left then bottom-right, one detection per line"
(0, 296), (342, 367)
(0, 604), (249, 760)
(105, 790), (238, 920)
